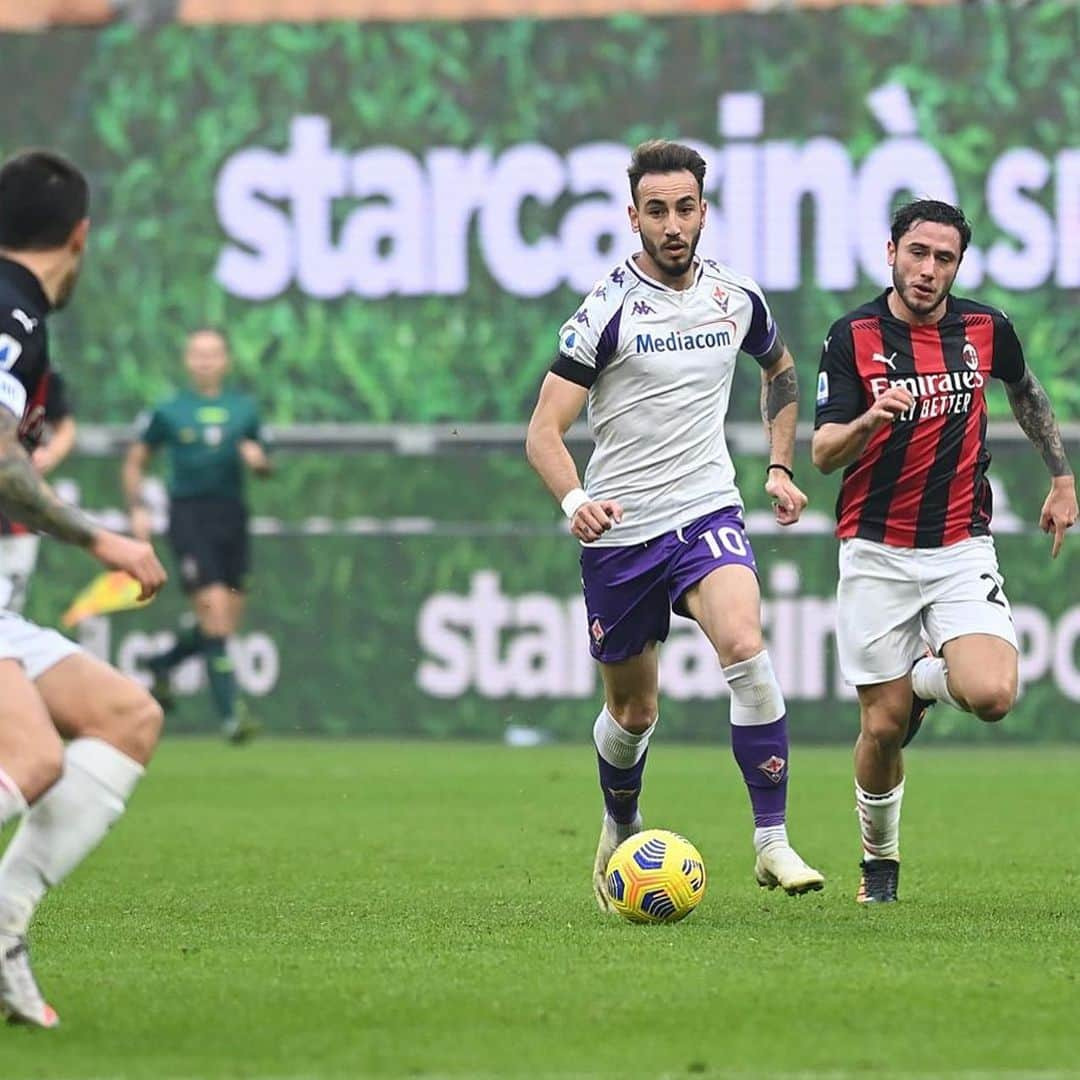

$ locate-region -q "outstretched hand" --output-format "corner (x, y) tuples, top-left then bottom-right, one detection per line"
(1040, 477), (1078, 559)
(90, 530), (167, 600)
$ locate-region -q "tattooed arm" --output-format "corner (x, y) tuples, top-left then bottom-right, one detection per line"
(1004, 370), (1072, 478)
(0, 405), (95, 545)
(758, 339), (799, 470)
(0, 407), (168, 595)
(1004, 370), (1078, 558)
(755, 337), (807, 526)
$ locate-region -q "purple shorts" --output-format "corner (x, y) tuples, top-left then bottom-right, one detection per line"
(580, 506), (758, 663)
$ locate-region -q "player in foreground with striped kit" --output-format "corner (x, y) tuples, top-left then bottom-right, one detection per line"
(813, 199), (1077, 902)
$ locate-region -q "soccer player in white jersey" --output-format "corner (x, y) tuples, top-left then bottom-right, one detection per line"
(0, 149), (166, 1027)
(526, 140), (824, 906)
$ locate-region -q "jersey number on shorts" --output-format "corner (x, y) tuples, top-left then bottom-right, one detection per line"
(980, 572), (1008, 609)
(701, 527), (748, 560)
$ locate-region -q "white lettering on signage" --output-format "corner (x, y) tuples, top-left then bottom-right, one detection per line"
(214, 86), (1080, 301)
(415, 565), (1080, 703)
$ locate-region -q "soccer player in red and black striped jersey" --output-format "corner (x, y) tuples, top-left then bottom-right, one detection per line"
(812, 199), (1077, 904)
(0, 149), (167, 1026)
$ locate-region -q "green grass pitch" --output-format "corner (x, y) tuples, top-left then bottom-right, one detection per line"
(2, 739), (1079, 1079)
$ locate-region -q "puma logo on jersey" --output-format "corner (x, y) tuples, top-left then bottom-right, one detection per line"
(872, 351), (897, 370)
(11, 309), (37, 334)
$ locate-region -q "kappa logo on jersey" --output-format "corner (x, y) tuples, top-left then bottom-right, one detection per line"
(712, 286), (730, 314)
(963, 341), (979, 370)
(757, 755), (786, 784)
(593, 284), (607, 300)
(0, 334), (23, 371)
(816, 371), (829, 406)
(610, 267), (626, 285)
(631, 300), (655, 317)
(574, 308), (590, 328)
(11, 309), (37, 334)
(872, 351), (898, 370)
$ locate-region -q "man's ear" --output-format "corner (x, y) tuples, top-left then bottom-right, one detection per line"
(68, 217), (90, 254)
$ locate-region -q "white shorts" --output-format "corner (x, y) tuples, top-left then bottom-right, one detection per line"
(0, 534), (41, 614)
(836, 536), (1018, 686)
(0, 609), (81, 681)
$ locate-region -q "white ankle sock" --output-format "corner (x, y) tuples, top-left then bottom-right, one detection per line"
(0, 738), (143, 936)
(753, 823), (789, 855)
(911, 656), (960, 709)
(592, 706), (654, 768)
(855, 780), (904, 861)
(0, 766), (28, 830)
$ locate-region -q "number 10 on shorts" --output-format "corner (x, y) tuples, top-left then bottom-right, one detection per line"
(701, 526), (749, 560)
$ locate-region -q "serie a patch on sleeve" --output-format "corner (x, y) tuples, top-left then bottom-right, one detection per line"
(816, 371), (829, 406)
(0, 370), (27, 418)
(0, 332), (23, 370)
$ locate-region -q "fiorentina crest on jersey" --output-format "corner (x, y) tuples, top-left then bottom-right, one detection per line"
(712, 286), (730, 314)
(590, 618), (605, 644)
(757, 755), (786, 784)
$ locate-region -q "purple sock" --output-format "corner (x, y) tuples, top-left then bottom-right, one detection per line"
(596, 747), (648, 825)
(730, 716), (788, 827)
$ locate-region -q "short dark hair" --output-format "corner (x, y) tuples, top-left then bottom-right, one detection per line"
(891, 199), (971, 254)
(0, 149), (89, 251)
(628, 140), (706, 206)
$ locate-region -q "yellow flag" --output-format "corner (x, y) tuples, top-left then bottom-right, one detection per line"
(61, 571), (153, 628)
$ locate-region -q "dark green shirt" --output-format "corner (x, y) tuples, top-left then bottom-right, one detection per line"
(139, 389), (262, 500)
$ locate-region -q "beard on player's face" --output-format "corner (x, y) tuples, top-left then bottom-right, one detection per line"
(51, 259), (82, 311)
(891, 261), (955, 317)
(641, 224), (701, 279)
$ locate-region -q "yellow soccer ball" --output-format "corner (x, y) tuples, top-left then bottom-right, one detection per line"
(605, 829), (707, 924)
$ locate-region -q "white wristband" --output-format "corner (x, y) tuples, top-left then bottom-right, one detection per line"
(560, 487), (590, 520)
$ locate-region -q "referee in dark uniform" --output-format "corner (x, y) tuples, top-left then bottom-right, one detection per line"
(123, 327), (270, 743)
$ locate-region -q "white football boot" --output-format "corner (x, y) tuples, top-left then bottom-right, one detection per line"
(592, 811), (642, 913)
(0, 933), (59, 1028)
(754, 845), (825, 896)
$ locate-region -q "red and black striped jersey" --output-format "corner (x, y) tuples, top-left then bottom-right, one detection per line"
(813, 290), (1025, 549)
(0, 256), (67, 538)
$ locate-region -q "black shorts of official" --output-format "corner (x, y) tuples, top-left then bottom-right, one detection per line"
(167, 496), (251, 594)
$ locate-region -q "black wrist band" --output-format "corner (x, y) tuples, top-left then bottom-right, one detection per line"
(767, 463), (794, 480)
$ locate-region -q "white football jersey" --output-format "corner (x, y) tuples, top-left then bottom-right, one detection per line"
(554, 255), (778, 545)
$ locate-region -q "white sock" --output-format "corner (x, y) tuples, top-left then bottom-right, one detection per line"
(0, 765), (28, 830)
(0, 738), (143, 936)
(592, 706), (654, 769)
(911, 656), (961, 710)
(721, 650), (785, 726)
(753, 823), (789, 855)
(855, 780), (904, 861)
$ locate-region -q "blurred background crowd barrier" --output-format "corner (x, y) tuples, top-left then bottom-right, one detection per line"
(1, 1), (1076, 739)
(2, 0), (965, 31)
